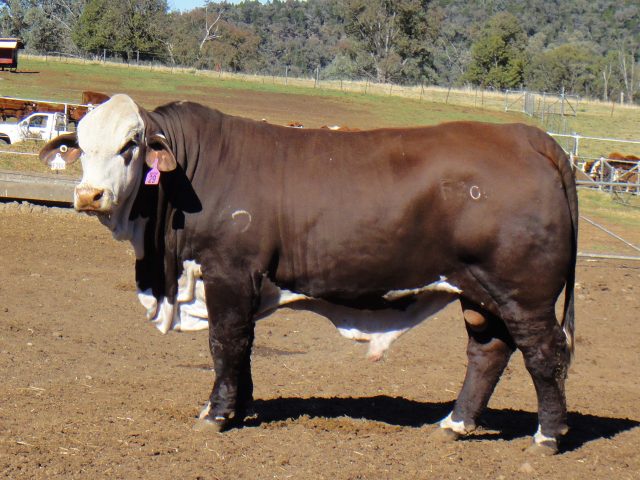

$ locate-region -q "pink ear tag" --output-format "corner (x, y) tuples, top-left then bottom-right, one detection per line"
(145, 160), (160, 185)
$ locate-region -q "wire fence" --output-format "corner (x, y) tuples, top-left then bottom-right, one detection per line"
(22, 51), (640, 126)
(25, 53), (524, 116)
(6, 53), (640, 199)
(505, 89), (580, 135)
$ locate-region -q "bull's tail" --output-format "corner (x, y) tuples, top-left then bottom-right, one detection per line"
(533, 128), (579, 361)
(550, 133), (578, 360)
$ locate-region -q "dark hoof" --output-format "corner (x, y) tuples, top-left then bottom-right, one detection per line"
(429, 427), (461, 443)
(525, 440), (558, 456)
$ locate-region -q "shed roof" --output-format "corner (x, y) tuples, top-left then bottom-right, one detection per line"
(0, 38), (24, 49)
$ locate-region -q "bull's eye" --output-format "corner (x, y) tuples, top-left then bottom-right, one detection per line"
(119, 140), (137, 165)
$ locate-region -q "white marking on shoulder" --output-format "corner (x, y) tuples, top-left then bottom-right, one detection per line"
(231, 209), (252, 233)
(383, 276), (461, 301)
(469, 185), (482, 200)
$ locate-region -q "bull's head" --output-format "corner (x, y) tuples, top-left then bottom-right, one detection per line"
(40, 94), (176, 241)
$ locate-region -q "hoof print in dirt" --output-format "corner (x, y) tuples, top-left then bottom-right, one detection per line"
(193, 415), (233, 434)
(429, 427), (461, 443)
(525, 440), (558, 456)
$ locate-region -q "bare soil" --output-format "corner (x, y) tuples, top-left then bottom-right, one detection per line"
(0, 200), (639, 480)
(1, 87), (639, 479)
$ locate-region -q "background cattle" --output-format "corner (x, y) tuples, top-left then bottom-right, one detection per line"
(81, 91), (111, 106)
(320, 125), (361, 132)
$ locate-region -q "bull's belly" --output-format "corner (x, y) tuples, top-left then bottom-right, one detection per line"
(137, 261), (461, 360)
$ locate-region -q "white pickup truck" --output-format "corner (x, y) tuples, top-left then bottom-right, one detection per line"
(0, 112), (72, 144)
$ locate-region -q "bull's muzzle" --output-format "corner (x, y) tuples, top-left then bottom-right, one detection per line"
(74, 185), (112, 212)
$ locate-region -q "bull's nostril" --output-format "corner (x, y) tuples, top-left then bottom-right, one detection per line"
(93, 190), (104, 202)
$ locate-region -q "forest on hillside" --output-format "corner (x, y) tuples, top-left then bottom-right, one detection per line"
(1, 0), (639, 103)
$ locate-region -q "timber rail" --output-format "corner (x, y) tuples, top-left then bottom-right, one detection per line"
(0, 169), (76, 204)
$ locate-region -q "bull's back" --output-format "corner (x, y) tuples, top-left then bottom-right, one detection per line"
(257, 123), (565, 289)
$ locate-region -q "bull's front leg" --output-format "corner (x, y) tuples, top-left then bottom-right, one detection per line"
(195, 276), (258, 433)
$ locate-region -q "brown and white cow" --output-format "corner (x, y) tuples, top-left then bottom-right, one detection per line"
(40, 94), (578, 454)
(320, 124), (361, 132)
(81, 91), (111, 106)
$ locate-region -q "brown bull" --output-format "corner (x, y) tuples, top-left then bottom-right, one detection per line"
(40, 94), (578, 455)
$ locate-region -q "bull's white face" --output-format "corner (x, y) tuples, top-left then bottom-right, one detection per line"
(74, 94), (146, 239)
(40, 94), (176, 254)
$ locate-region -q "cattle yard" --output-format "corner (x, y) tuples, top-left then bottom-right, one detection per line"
(1, 60), (639, 479)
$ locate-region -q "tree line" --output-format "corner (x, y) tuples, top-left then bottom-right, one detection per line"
(1, 0), (638, 103)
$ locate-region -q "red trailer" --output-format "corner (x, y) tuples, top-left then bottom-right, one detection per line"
(0, 38), (24, 71)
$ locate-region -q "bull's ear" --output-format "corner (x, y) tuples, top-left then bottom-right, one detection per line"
(145, 133), (176, 172)
(39, 133), (81, 166)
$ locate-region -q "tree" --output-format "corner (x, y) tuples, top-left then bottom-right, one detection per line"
(339, 0), (434, 84)
(204, 20), (260, 72)
(24, 7), (66, 52)
(428, 3), (470, 86)
(73, 0), (169, 61)
(198, 3), (223, 53)
(0, 0), (28, 38)
(525, 43), (601, 96)
(463, 12), (528, 89)
(73, 0), (124, 53)
(0, 0), (84, 53)
(616, 43), (638, 104)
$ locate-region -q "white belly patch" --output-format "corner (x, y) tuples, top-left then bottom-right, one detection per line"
(137, 263), (461, 359)
(137, 260), (209, 333)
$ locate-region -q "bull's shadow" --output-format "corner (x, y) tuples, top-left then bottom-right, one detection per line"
(247, 395), (639, 453)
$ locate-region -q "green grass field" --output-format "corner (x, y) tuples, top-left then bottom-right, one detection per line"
(5, 57), (529, 126)
(4, 57), (640, 135)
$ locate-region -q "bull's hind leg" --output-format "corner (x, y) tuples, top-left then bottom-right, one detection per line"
(433, 300), (515, 441)
(506, 305), (571, 455)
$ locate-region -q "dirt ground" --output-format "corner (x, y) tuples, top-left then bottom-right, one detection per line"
(0, 201), (638, 480)
(1, 85), (639, 478)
